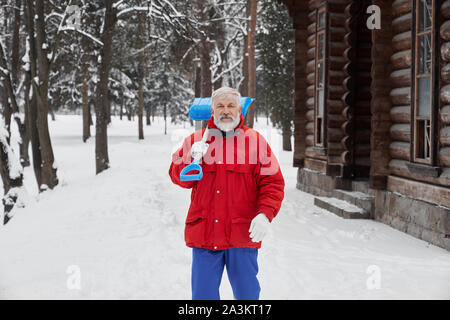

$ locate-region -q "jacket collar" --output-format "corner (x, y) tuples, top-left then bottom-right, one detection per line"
(207, 113), (245, 137)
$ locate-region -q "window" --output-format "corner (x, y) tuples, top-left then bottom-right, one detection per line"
(412, 0), (437, 164)
(314, 6), (327, 147)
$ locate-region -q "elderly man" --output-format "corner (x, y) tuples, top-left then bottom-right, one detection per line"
(169, 87), (285, 300)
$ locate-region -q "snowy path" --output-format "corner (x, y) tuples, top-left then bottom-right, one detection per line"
(0, 115), (449, 299)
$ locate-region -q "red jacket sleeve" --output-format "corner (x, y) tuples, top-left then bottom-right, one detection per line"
(255, 133), (285, 222)
(168, 134), (197, 189)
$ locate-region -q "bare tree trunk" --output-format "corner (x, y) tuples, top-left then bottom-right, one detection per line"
(145, 106), (150, 125)
(282, 126), (292, 151)
(95, 1), (116, 174)
(245, 0), (257, 128)
(31, 0), (58, 190)
(137, 9), (144, 140)
(240, 1), (249, 97)
(138, 82), (144, 139)
(0, 129), (24, 224)
(199, 41), (212, 129)
(81, 56), (90, 142)
(164, 104), (167, 135)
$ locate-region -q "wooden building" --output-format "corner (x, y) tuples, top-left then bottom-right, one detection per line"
(277, 0), (450, 250)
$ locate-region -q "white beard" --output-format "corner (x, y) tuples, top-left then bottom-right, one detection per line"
(214, 112), (241, 132)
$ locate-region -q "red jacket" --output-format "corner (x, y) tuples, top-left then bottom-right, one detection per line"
(169, 114), (285, 250)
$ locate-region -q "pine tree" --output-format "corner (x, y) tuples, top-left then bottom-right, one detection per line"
(256, 0), (295, 150)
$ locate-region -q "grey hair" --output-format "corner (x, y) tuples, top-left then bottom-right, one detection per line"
(211, 87), (241, 109)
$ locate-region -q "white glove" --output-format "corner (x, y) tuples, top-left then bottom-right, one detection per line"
(190, 141), (209, 160)
(249, 213), (270, 243)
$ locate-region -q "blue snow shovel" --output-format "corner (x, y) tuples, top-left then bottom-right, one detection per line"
(180, 97), (255, 181)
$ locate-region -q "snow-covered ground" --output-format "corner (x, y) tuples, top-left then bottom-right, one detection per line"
(0, 115), (449, 299)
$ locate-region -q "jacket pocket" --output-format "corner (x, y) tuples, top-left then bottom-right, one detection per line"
(185, 209), (207, 245)
(229, 217), (252, 245)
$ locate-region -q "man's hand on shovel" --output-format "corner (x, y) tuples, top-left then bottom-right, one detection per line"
(191, 141), (210, 160)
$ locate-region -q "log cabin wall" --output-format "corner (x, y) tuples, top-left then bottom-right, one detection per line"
(304, 0), (351, 175)
(375, 0), (449, 250)
(389, 0), (414, 176)
(440, 1), (450, 178)
(279, 0), (450, 250)
(370, 0), (393, 189)
(324, 0), (350, 176)
(342, 0), (373, 179)
(388, 0), (450, 187)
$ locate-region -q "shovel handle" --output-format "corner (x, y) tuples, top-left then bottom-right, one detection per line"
(179, 127), (210, 182)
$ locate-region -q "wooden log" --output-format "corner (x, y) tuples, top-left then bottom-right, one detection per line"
(442, 0), (450, 19)
(329, 85), (345, 100)
(390, 141), (410, 160)
(393, 13), (412, 34)
(307, 47), (316, 60)
(329, 56), (346, 70)
(341, 150), (351, 165)
(327, 114), (346, 128)
(308, 0), (326, 11)
(307, 34), (316, 48)
(307, 22), (316, 35)
(328, 127), (345, 142)
(341, 120), (353, 135)
(392, 31), (411, 52)
(439, 147), (450, 166)
(390, 123), (411, 142)
(391, 87), (411, 105)
(440, 126), (450, 146)
(329, 12), (346, 26)
(307, 85), (315, 97)
(342, 106), (351, 120)
(392, 0), (412, 18)
(306, 134), (314, 147)
(441, 41), (450, 62)
(327, 142), (345, 156)
(306, 122), (314, 135)
(306, 109), (315, 122)
(305, 147), (328, 161)
(330, 42), (346, 56)
(391, 68), (411, 87)
(306, 97), (315, 109)
(341, 90), (354, 106)
(306, 60), (315, 74)
(304, 156), (327, 171)
(441, 84), (450, 104)
(391, 105), (411, 123)
(441, 20), (450, 41)
(329, 70), (346, 85)
(441, 105), (450, 124)
(307, 72), (315, 85)
(391, 50), (412, 69)
(441, 63), (450, 84)
(328, 99), (345, 114)
(341, 134), (352, 150)
(308, 10), (316, 22)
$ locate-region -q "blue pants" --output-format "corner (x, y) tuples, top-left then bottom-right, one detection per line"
(191, 247), (261, 300)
